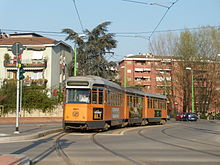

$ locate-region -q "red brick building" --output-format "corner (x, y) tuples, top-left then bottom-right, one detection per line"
(118, 53), (220, 115)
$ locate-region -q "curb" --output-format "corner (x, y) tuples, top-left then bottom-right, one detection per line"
(0, 128), (63, 165)
(0, 154), (31, 165)
(208, 120), (220, 124)
(0, 128), (63, 143)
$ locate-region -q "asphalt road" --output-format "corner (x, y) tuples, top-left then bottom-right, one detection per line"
(0, 120), (220, 165)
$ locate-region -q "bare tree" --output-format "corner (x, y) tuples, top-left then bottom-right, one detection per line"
(149, 33), (179, 114)
(149, 26), (220, 114)
(175, 27), (220, 113)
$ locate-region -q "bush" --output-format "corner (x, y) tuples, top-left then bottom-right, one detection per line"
(200, 113), (207, 119)
(0, 82), (62, 115)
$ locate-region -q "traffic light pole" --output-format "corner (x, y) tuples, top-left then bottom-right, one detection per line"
(15, 57), (20, 134)
(20, 80), (23, 115)
(12, 42), (24, 134)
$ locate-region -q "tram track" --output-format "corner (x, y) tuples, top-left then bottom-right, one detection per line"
(183, 124), (220, 135)
(161, 126), (220, 148)
(55, 132), (75, 165)
(137, 127), (220, 158)
(91, 132), (147, 165)
(55, 130), (148, 165)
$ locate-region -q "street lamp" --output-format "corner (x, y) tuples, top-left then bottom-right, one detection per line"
(186, 67), (195, 113)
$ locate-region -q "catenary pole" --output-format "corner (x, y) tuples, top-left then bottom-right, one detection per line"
(73, 45), (77, 76)
(124, 63), (127, 88)
(191, 70), (195, 113)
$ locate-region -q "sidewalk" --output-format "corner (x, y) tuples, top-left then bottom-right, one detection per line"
(0, 117), (63, 165)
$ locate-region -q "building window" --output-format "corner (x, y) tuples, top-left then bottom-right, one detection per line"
(32, 51), (43, 60)
(127, 69), (132, 73)
(156, 77), (164, 82)
(156, 77), (171, 82)
(31, 72), (43, 80)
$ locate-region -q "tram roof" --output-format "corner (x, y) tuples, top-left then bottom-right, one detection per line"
(66, 75), (122, 90)
(66, 76), (166, 99)
(125, 87), (166, 99)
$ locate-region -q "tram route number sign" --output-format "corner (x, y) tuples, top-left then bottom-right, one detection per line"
(12, 42), (25, 56)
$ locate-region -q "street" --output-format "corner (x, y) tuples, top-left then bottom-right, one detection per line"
(0, 120), (220, 165)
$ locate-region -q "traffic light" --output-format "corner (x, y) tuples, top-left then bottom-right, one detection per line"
(19, 64), (25, 80)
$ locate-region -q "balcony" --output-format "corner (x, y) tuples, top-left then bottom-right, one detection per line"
(4, 59), (47, 69)
(3, 78), (48, 87)
(23, 78), (48, 87)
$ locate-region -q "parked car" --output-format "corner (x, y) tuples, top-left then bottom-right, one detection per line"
(175, 113), (184, 121)
(167, 115), (171, 120)
(182, 113), (198, 121)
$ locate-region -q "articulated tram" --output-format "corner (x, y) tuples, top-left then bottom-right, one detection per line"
(63, 76), (167, 131)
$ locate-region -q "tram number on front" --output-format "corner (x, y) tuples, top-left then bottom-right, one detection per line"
(93, 108), (103, 120)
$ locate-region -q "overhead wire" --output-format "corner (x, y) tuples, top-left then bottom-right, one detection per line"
(122, 0), (151, 5)
(114, 26), (220, 34)
(148, 0), (179, 54)
(148, 0), (179, 40)
(1, 25), (219, 39)
(121, 0), (179, 54)
(121, 0), (171, 8)
(72, 0), (84, 32)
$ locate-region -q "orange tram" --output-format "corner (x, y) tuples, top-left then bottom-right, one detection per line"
(63, 76), (167, 131)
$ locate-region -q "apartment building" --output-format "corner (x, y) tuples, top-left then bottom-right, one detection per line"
(119, 53), (173, 92)
(118, 53), (220, 114)
(0, 33), (73, 91)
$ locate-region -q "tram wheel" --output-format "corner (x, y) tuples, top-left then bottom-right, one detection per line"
(141, 120), (148, 126)
(160, 119), (166, 125)
(103, 123), (110, 131)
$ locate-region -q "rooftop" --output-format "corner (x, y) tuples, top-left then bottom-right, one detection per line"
(0, 33), (59, 46)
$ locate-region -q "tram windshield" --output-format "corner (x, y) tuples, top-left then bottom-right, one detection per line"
(66, 88), (90, 104)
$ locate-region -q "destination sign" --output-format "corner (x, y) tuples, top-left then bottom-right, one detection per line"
(67, 81), (89, 86)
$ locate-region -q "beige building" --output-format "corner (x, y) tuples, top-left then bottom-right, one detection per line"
(0, 33), (73, 91)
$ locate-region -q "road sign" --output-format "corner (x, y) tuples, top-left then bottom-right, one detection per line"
(12, 42), (24, 56)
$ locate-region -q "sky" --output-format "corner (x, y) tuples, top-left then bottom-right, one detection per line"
(1, 0), (220, 61)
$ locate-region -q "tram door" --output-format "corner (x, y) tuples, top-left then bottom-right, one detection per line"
(91, 87), (104, 120)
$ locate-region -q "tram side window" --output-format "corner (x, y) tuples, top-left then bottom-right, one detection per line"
(148, 98), (153, 108)
(115, 93), (118, 106)
(158, 100), (162, 109)
(107, 90), (110, 105)
(127, 96), (129, 106)
(92, 89), (97, 104)
(129, 96), (133, 107)
(111, 93), (114, 106)
(162, 100), (166, 109)
(133, 97), (136, 107)
(153, 99), (159, 109)
(138, 97), (144, 108)
(119, 94), (123, 106)
(99, 89), (103, 104)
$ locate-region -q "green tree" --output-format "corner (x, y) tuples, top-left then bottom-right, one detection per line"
(148, 26), (220, 114)
(62, 21), (117, 80)
(0, 81), (62, 115)
(4, 53), (11, 64)
(0, 80), (16, 114)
